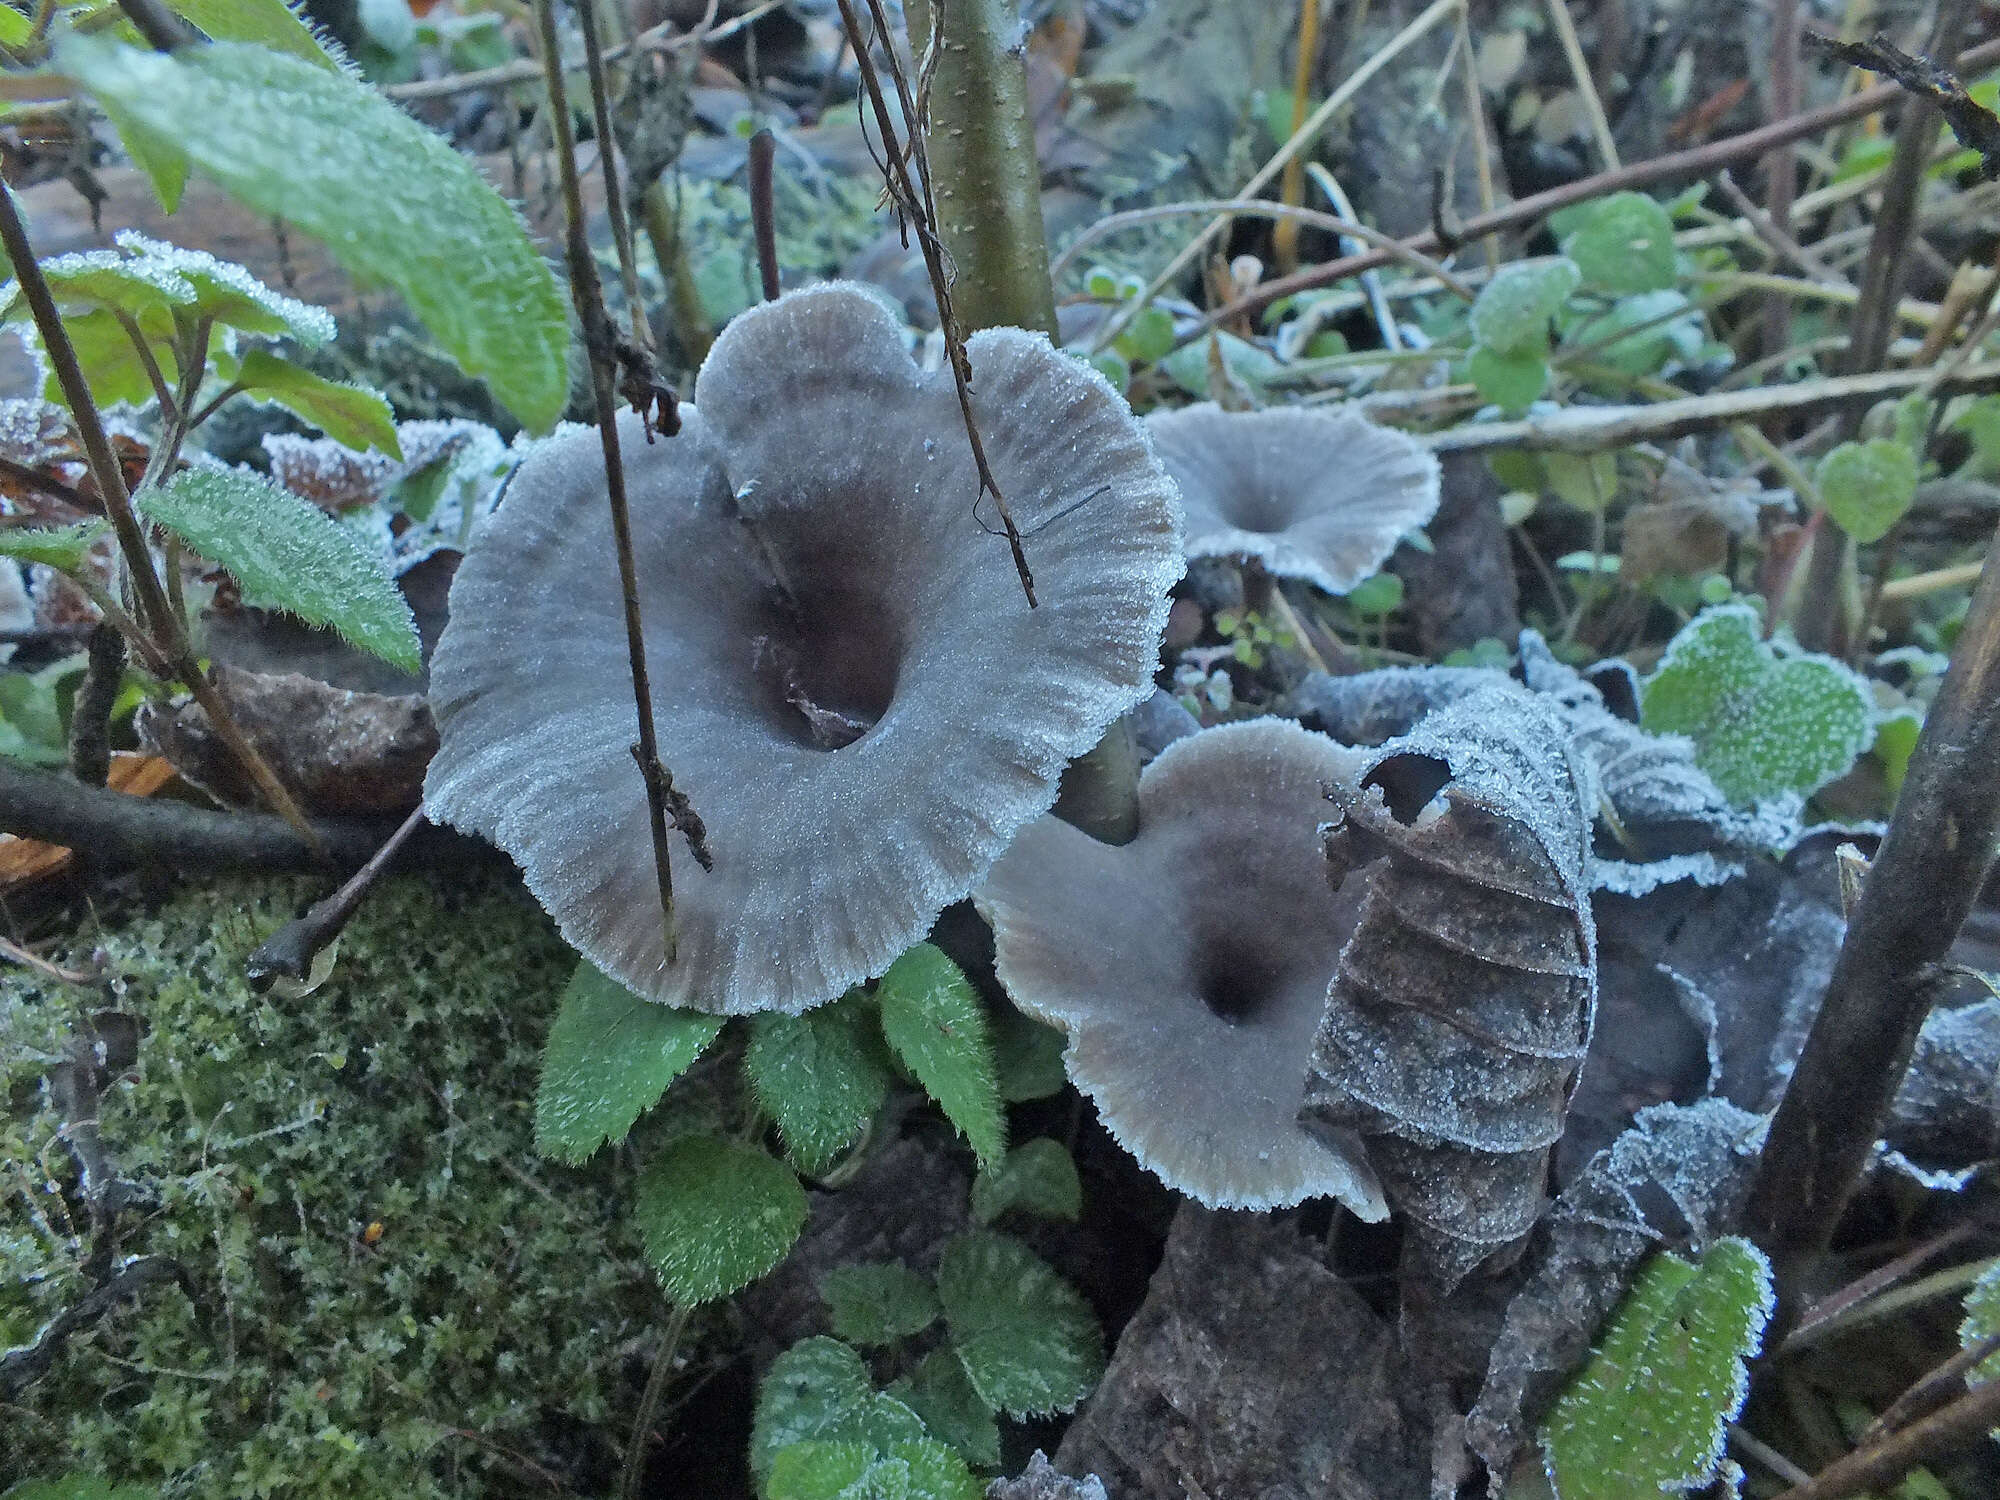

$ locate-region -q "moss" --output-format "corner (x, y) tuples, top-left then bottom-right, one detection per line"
(1, 871), (678, 1498)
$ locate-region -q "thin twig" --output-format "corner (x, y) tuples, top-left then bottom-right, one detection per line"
(1771, 1374), (2000, 1500)
(1864, 1326), (2000, 1443)
(0, 934), (92, 984)
(1541, 0), (1617, 170)
(618, 1302), (693, 1500)
(244, 803), (428, 994)
(0, 452), (88, 512)
(573, 0), (648, 355)
(66, 620), (122, 787)
(1714, 168), (1849, 284)
(747, 127), (780, 302)
(1881, 559), (1988, 600)
(532, 0), (702, 963)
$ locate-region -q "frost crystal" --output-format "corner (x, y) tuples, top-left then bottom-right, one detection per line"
(426, 283), (1183, 1015)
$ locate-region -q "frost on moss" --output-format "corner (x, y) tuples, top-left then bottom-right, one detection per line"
(1, 872), (693, 1498)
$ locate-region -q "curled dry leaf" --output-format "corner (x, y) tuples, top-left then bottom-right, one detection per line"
(425, 283), (1183, 1015)
(1305, 686), (1597, 1289)
(1145, 402), (1440, 594)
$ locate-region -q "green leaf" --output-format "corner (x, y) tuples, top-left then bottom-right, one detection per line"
(1469, 257), (1580, 356)
(62, 37), (570, 431)
(972, 1139), (1081, 1226)
(1543, 451), (1619, 513)
(936, 1232), (1103, 1418)
(1159, 331), (1282, 399)
(992, 1009), (1066, 1103)
(744, 994), (892, 1175)
(42, 307), (161, 409)
(0, 655), (79, 766)
(1641, 605), (1876, 803)
(767, 1439), (979, 1500)
(896, 1350), (1001, 1470)
(0, 5), (31, 47)
(0, 520), (108, 571)
(232, 348), (400, 456)
(752, 1338), (930, 1483)
(117, 233), (335, 346)
(635, 1134), (806, 1305)
(1543, 1237), (1773, 1499)
(0, 246), (193, 330)
(766, 1442), (874, 1500)
(1112, 304), (1176, 365)
(1817, 438), (1918, 544)
(1873, 707), (1921, 806)
(822, 1262), (940, 1347)
(137, 467), (420, 672)
(1561, 192), (1677, 295)
(1956, 1259), (2000, 1386)
(1468, 344), (1548, 412)
(169, 0), (344, 69)
(877, 944), (1004, 1169)
(1585, 289), (1697, 377)
(1344, 571), (1404, 615)
(887, 1440), (981, 1500)
(533, 959), (722, 1164)
(0, 1477), (158, 1500)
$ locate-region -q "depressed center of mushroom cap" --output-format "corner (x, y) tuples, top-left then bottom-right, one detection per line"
(977, 718), (1389, 1216)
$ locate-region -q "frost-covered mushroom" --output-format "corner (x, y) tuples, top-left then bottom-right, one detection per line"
(1145, 403), (1440, 594)
(977, 719), (1388, 1216)
(424, 284), (1182, 1015)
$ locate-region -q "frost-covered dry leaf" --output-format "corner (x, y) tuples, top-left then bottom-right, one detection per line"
(1306, 685), (1596, 1288)
(1145, 403), (1440, 594)
(425, 284), (1182, 1015)
(979, 718), (1387, 1215)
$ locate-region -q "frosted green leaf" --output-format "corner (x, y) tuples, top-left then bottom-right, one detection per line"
(823, 1262), (940, 1347)
(533, 959), (722, 1164)
(1468, 344), (1548, 411)
(1543, 1237), (1773, 1498)
(745, 993), (892, 1175)
(1561, 192), (1677, 295)
(0, 520), (108, 572)
(137, 467), (420, 672)
(896, 1349), (1000, 1469)
(877, 944), (1004, 1168)
(1874, 708), (1921, 806)
(170, 0), (344, 69)
(1956, 1258), (2000, 1385)
(751, 1338), (930, 1481)
(116, 233), (335, 347)
(936, 1232), (1103, 1418)
(1817, 438), (1918, 544)
(1161, 331), (1282, 399)
(0, 246), (193, 331)
(767, 1442), (875, 1500)
(1470, 258), (1580, 356)
(1544, 451), (1618, 513)
(1640, 604), (1875, 803)
(887, 1440), (980, 1500)
(971, 1139), (1081, 1226)
(1589, 290), (1695, 376)
(1344, 571), (1404, 616)
(232, 349), (400, 456)
(1113, 304), (1176, 366)
(993, 1009), (1066, 1103)
(634, 1134), (806, 1305)
(767, 1439), (979, 1500)
(62, 37), (570, 430)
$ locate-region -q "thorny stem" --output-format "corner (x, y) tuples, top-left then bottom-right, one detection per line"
(619, 1301), (694, 1500)
(0, 181), (317, 845)
(1745, 529), (2000, 1339)
(1203, 34), (2000, 331)
(833, 0), (1038, 607)
(532, 0), (701, 962)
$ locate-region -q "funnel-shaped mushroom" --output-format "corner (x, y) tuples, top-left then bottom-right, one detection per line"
(978, 719), (1388, 1216)
(424, 284), (1183, 1014)
(1145, 403), (1440, 594)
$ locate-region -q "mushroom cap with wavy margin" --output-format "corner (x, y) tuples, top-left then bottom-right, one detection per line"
(423, 283), (1184, 1014)
(1145, 402), (1440, 594)
(977, 718), (1388, 1216)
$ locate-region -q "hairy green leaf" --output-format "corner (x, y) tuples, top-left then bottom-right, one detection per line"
(635, 1135), (806, 1305)
(992, 1009), (1066, 1103)
(765, 1442), (874, 1500)
(0, 1476), (158, 1500)
(1561, 192), (1677, 295)
(971, 1139), (1081, 1226)
(1469, 258), (1580, 357)
(1956, 1258), (2000, 1385)
(822, 1262), (939, 1347)
(936, 1232), (1102, 1418)
(766, 1438), (979, 1500)
(895, 1350), (1001, 1469)
(751, 1338), (929, 1482)
(534, 960), (722, 1164)
(117, 233), (335, 346)
(137, 467), (420, 672)
(1467, 344), (1548, 412)
(62, 37), (570, 430)
(233, 349), (399, 456)
(170, 0), (344, 68)
(0, 247), (193, 332)
(1543, 1237), (1773, 1499)
(877, 944), (1004, 1168)
(1641, 605), (1876, 803)
(0, 521), (108, 572)
(745, 994), (892, 1175)
(1817, 438), (1918, 545)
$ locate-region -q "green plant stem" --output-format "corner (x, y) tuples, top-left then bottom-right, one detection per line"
(619, 1301), (693, 1500)
(1744, 530), (2000, 1338)
(901, 0), (1056, 337)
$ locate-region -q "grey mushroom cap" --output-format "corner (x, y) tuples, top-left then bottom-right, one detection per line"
(424, 283), (1184, 1015)
(1145, 402), (1440, 594)
(977, 718), (1389, 1216)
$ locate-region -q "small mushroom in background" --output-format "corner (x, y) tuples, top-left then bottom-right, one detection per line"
(423, 283), (1183, 1015)
(1305, 685), (1598, 1291)
(1145, 402), (1442, 595)
(978, 718), (1389, 1218)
